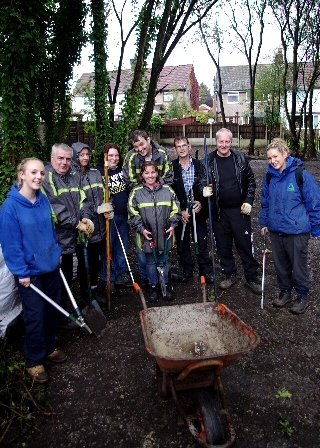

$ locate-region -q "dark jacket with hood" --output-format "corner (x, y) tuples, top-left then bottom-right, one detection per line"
(172, 157), (208, 219)
(42, 160), (90, 254)
(71, 142), (106, 243)
(260, 156), (320, 237)
(122, 140), (173, 191)
(195, 148), (256, 220)
(128, 179), (181, 253)
(0, 186), (62, 278)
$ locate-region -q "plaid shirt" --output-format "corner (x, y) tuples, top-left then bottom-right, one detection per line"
(180, 157), (195, 199)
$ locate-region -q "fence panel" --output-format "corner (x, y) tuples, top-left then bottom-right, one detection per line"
(65, 121), (95, 149)
(160, 124), (183, 139)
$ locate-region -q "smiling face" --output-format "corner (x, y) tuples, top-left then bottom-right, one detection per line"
(51, 147), (72, 175)
(216, 132), (232, 157)
(19, 160), (45, 192)
(79, 148), (90, 167)
(107, 147), (120, 170)
(133, 136), (152, 158)
(141, 165), (158, 188)
(267, 147), (288, 172)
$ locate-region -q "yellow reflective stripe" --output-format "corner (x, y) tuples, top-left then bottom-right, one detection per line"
(170, 199), (179, 218)
(82, 183), (104, 190)
(79, 189), (86, 210)
(48, 172), (57, 195)
(129, 152), (138, 183)
(128, 188), (142, 216)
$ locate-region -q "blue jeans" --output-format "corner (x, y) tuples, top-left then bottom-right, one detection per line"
(134, 233), (147, 280)
(111, 214), (130, 280)
(101, 214), (130, 283)
(145, 252), (170, 286)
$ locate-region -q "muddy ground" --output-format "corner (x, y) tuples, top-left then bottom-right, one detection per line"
(3, 152), (320, 447)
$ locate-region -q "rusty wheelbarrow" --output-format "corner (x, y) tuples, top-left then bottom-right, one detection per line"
(139, 277), (260, 447)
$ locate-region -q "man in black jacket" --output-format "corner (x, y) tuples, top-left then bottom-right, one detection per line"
(172, 136), (215, 283)
(195, 128), (261, 295)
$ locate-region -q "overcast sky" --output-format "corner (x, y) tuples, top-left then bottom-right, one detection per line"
(73, 5), (281, 92)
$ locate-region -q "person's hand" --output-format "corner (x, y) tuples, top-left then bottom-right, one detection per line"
(203, 186), (213, 197)
(193, 200), (202, 213)
(181, 210), (190, 224)
(241, 203), (252, 215)
(104, 211), (114, 220)
(142, 229), (152, 240)
(97, 202), (113, 214)
(77, 218), (94, 237)
(19, 277), (30, 288)
(261, 227), (269, 235)
(165, 227), (174, 239)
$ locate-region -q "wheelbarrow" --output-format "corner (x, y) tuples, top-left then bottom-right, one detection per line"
(139, 277), (260, 447)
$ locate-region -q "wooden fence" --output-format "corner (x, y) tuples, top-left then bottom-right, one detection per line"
(65, 121), (279, 149)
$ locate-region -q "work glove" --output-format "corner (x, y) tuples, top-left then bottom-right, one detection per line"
(203, 186), (213, 197)
(97, 202), (113, 214)
(104, 211), (114, 220)
(77, 218), (94, 237)
(241, 203), (252, 215)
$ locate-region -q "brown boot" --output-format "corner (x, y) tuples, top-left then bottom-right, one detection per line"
(47, 348), (68, 364)
(27, 365), (49, 384)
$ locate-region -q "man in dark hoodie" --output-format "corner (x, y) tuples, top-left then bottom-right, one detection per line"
(42, 143), (95, 323)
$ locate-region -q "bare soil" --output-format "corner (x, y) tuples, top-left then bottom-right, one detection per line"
(5, 156), (320, 448)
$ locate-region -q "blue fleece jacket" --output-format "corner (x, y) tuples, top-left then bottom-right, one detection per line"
(260, 156), (320, 237)
(0, 185), (62, 278)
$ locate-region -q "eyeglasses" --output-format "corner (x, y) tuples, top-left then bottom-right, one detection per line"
(175, 143), (189, 149)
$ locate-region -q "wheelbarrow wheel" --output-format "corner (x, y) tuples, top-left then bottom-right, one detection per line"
(195, 389), (226, 445)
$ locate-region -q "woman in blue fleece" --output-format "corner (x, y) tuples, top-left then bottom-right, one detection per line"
(0, 158), (67, 383)
(260, 139), (320, 314)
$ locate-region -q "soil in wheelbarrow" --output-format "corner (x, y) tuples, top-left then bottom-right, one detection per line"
(4, 153), (320, 448)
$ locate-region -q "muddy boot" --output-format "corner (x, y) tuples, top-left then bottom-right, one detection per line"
(148, 285), (158, 303)
(219, 273), (237, 290)
(27, 365), (49, 384)
(273, 290), (292, 307)
(163, 284), (174, 301)
(289, 295), (308, 314)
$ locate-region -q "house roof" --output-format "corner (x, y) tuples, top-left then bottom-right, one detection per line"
(73, 64), (195, 97)
(217, 65), (271, 92)
(217, 63), (320, 92)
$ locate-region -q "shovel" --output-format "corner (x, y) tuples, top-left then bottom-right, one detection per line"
(151, 236), (169, 298)
(78, 232), (108, 337)
(30, 281), (92, 334)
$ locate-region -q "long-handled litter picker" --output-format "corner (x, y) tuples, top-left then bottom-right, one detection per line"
(204, 134), (219, 300)
(112, 219), (147, 310)
(190, 190), (199, 256)
(261, 229), (271, 309)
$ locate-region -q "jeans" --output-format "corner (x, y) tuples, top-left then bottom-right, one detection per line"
(101, 214), (130, 283)
(145, 252), (170, 285)
(134, 233), (147, 280)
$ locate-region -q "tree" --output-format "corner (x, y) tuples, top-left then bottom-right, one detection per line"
(0, 0), (87, 202)
(254, 49), (286, 142)
(198, 16), (227, 126)
(164, 90), (191, 120)
(226, 0), (267, 155)
(270, 0), (320, 155)
(199, 83), (213, 106)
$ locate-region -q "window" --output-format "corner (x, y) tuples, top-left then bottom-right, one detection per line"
(314, 115), (319, 128)
(227, 92), (239, 104)
(163, 92), (173, 102)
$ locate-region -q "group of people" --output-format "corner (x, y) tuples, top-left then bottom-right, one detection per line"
(1, 127), (319, 384)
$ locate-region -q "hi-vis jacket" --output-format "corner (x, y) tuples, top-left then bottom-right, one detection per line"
(42, 163), (91, 254)
(128, 179), (181, 253)
(71, 142), (106, 243)
(122, 141), (173, 191)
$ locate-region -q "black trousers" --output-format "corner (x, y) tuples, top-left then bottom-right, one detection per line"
(269, 232), (310, 292)
(76, 241), (102, 292)
(213, 207), (259, 282)
(175, 214), (213, 276)
(60, 253), (74, 307)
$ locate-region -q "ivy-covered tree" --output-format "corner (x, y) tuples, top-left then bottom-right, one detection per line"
(0, 0), (87, 201)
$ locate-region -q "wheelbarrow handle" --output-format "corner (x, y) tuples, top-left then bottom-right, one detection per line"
(177, 359), (224, 381)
